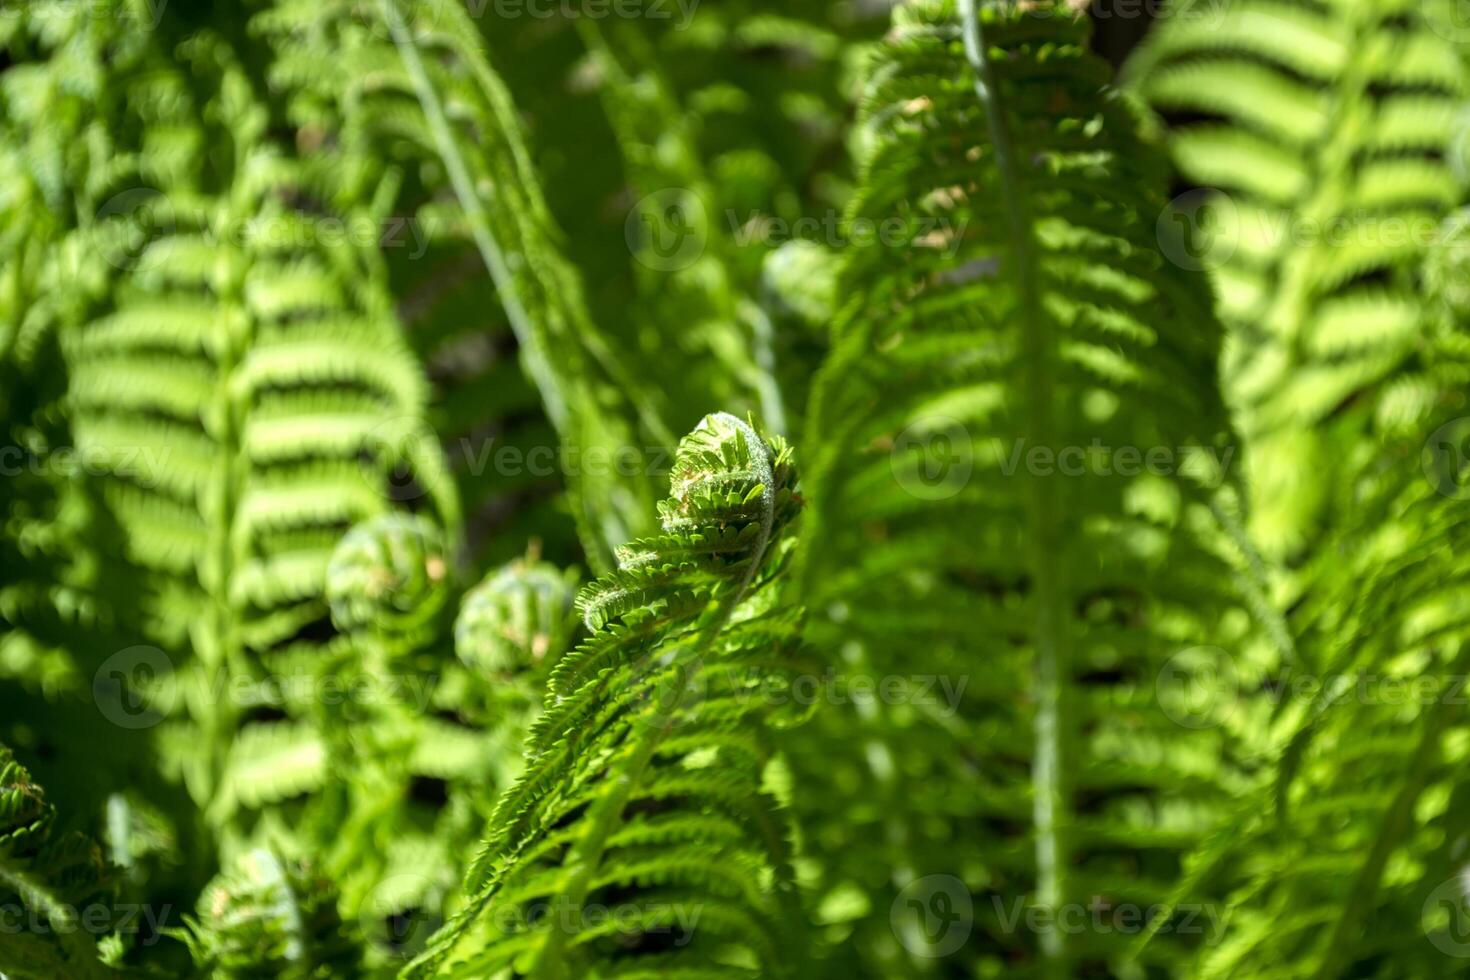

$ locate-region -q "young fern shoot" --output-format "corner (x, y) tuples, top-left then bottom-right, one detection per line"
(406, 412), (806, 979)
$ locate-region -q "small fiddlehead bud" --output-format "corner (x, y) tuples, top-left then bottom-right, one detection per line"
(186, 849), (360, 979)
(325, 513), (449, 636)
(454, 554), (578, 676)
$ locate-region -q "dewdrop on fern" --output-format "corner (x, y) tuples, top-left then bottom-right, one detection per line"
(454, 552), (578, 675)
(325, 513), (448, 635)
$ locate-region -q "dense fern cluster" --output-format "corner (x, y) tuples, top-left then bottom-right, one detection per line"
(3, 0), (1470, 978)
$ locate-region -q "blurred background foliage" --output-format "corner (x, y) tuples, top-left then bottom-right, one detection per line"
(2, 0), (1470, 977)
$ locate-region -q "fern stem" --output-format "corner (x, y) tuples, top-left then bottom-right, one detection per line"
(580, 21), (787, 435)
(198, 190), (250, 844)
(377, 0), (570, 435)
(959, 2), (1070, 972)
(740, 299), (789, 436)
(1209, 485), (1302, 670)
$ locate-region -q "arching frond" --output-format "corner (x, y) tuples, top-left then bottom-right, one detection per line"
(405, 413), (808, 980)
(256, 0), (673, 574)
(794, 2), (1243, 974)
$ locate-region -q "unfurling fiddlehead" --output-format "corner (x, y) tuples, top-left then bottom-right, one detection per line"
(182, 848), (361, 979)
(455, 555), (579, 678)
(407, 412), (807, 979)
(325, 513), (450, 640)
(0, 744), (113, 980)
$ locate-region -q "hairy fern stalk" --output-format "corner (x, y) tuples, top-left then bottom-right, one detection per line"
(3, 0), (1470, 977)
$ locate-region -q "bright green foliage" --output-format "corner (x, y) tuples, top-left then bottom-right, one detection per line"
(252, 0), (578, 573)
(181, 848), (362, 979)
(64, 60), (458, 653)
(406, 413), (806, 979)
(327, 514), (450, 638)
(1142, 460), (1470, 978)
(520, 1), (884, 433)
(256, 0), (674, 575)
(455, 555), (579, 677)
(6, 1), (1470, 978)
(1424, 208), (1470, 330)
(1127, 0), (1470, 560)
(794, 2), (1241, 974)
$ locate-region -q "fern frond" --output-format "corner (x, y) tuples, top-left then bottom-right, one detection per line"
(1126, 0), (1470, 558)
(456, 553), (580, 677)
(257, 0), (674, 574)
(0, 743), (115, 980)
(325, 513), (449, 637)
(1158, 449), (1470, 976)
(405, 412), (806, 980)
(794, 2), (1241, 974)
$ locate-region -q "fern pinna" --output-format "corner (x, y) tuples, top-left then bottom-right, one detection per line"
(405, 412), (806, 979)
(1131, 454), (1470, 978)
(257, 0), (674, 576)
(1127, 0), (1470, 560)
(793, 1), (1244, 975)
(49, 13), (460, 867)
